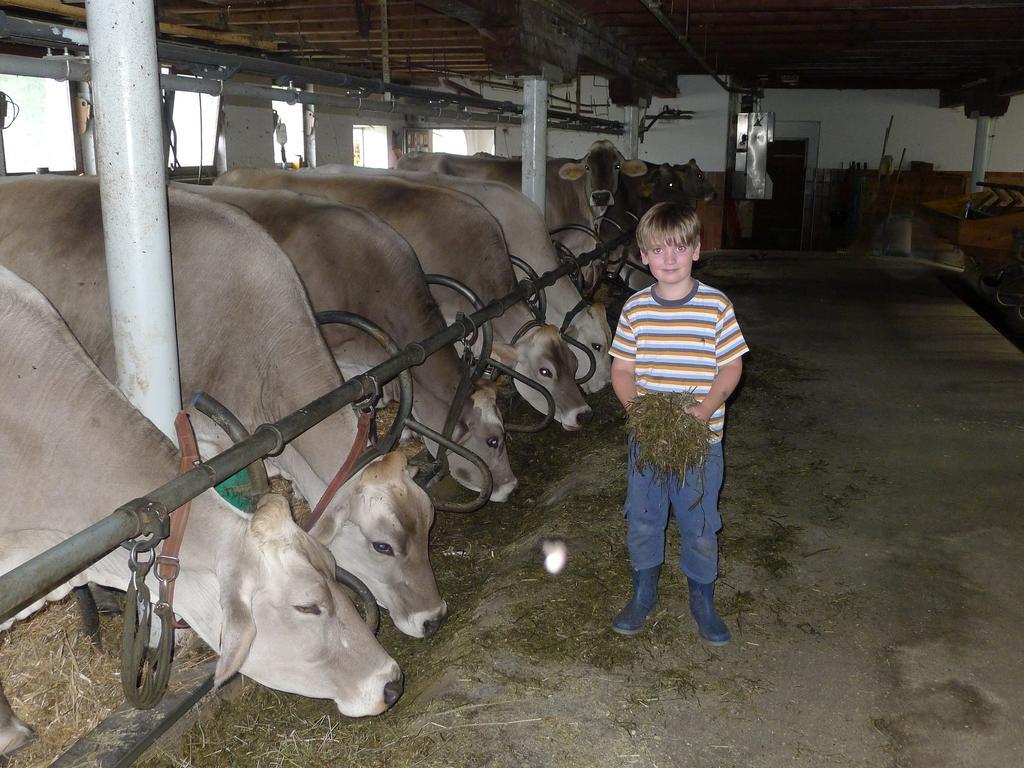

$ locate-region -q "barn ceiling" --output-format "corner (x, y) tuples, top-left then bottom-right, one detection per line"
(1, 1), (1023, 109)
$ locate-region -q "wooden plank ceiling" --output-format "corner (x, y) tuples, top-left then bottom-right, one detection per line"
(2, 1), (1023, 105)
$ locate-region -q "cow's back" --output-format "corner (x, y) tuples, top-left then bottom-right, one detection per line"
(0, 176), (349, 444)
(190, 183), (469, 403)
(217, 169), (518, 306)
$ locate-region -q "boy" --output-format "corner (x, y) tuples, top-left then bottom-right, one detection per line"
(609, 202), (748, 644)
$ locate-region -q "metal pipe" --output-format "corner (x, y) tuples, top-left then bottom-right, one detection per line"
(970, 114), (993, 192)
(190, 392), (270, 497)
(522, 77), (548, 211)
(0, 52), (621, 136)
(334, 566), (379, 634)
(637, 0), (746, 94)
(0, 13), (623, 135)
(85, 0), (180, 441)
(0, 227), (634, 624)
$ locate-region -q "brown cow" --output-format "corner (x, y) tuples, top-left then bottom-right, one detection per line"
(0, 176), (445, 639)
(216, 168), (593, 431)
(186, 183), (518, 501)
(398, 140), (648, 289)
(308, 164), (614, 394)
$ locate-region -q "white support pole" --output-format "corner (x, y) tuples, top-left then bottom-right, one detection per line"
(970, 114), (993, 192)
(623, 105), (640, 159)
(303, 84), (317, 168)
(85, 0), (181, 441)
(75, 79), (97, 175)
(521, 77), (547, 211)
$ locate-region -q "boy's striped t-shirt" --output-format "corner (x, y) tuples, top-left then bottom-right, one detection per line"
(609, 281), (748, 440)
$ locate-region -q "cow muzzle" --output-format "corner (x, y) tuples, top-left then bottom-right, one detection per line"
(590, 190), (612, 207)
(383, 677), (404, 708)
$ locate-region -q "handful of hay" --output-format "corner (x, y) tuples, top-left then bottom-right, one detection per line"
(626, 392), (714, 479)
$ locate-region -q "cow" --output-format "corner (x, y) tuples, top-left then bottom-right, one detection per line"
(184, 183), (518, 501)
(602, 159), (719, 291)
(398, 140), (648, 289)
(308, 165), (613, 394)
(0, 267), (402, 756)
(215, 168), (593, 431)
(0, 176), (444, 639)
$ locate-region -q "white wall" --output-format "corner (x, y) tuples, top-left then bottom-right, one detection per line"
(762, 89), (1024, 171)
(641, 76), (731, 170)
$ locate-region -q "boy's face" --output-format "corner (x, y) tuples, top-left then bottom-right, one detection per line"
(639, 238), (700, 293)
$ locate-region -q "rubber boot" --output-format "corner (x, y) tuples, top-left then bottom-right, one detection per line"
(687, 577), (731, 645)
(612, 565), (661, 635)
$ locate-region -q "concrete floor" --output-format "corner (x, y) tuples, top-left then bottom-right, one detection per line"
(699, 251), (1024, 767)
(131, 250), (1024, 768)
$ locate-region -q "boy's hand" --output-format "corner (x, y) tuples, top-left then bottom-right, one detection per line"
(685, 402), (713, 423)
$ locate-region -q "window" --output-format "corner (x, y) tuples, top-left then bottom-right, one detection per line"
(271, 99), (304, 167)
(166, 83), (219, 170)
(353, 124), (390, 168)
(0, 74), (77, 173)
(431, 128), (495, 156)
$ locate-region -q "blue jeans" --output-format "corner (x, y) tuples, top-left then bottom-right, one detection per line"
(624, 439), (724, 584)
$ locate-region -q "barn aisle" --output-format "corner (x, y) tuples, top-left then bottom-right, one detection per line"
(699, 251), (1024, 767)
(138, 252), (1024, 768)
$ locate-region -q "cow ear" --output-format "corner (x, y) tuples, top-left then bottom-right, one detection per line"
(490, 341), (519, 368)
(215, 591), (257, 688)
(621, 159), (647, 178)
(558, 161), (586, 181)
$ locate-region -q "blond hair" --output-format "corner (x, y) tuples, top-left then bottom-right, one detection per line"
(636, 202), (701, 252)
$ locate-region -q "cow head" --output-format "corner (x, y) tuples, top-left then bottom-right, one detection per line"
(674, 158), (717, 202)
(558, 140), (647, 219)
(492, 324), (592, 431)
(316, 452), (447, 639)
(216, 493), (403, 717)
(564, 302), (613, 394)
(450, 382), (518, 502)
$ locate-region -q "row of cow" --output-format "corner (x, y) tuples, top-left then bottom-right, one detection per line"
(0, 141), (714, 757)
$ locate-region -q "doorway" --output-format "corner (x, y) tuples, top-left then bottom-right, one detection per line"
(752, 138), (807, 250)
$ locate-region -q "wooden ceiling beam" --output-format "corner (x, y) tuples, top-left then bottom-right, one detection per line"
(417, 0), (676, 97)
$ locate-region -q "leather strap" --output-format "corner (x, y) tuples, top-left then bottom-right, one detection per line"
(156, 411), (200, 630)
(304, 409), (373, 533)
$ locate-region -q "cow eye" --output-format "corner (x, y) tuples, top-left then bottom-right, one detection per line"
(539, 367), (553, 378)
(487, 436), (500, 449)
(372, 541), (395, 556)
(294, 603), (322, 615)
(590, 343), (603, 352)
